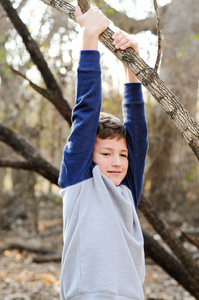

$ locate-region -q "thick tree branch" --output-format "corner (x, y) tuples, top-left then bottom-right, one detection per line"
(139, 195), (199, 287)
(38, 0), (199, 161)
(0, 0), (72, 125)
(0, 123), (59, 184)
(0, 159), (35, 170)
(143, 229), (199, 299)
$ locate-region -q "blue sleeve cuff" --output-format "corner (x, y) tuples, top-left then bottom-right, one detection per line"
(124, 82), (144, 104)
(78, 50), (101, 71)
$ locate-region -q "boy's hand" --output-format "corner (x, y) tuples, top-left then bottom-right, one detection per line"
(112, 30), (139, 55)
(112, 31), (140, 83)
(75, 6), (110, 50)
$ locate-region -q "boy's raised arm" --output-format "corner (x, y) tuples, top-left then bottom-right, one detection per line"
(58, 8), (110, 189)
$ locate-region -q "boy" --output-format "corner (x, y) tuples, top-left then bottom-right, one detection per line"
(58, 6), (148, 300)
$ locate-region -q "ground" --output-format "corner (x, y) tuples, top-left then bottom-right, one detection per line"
(0, 195), (197, 300)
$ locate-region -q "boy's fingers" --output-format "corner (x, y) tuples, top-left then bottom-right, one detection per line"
(112, 30), (139, 54)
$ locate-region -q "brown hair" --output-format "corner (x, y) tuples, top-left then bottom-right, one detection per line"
(97, 112), (126, 140)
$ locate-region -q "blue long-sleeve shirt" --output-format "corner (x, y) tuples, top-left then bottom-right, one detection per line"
(59, 51), (148, 300)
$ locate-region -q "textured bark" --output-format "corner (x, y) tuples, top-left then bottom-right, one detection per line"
(0, 0), (72, 125)
(39, 0), (199, 161)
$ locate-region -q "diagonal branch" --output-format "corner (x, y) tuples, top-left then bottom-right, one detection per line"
(0, 123), (59, 184)
(143, 229), (199, 299)
(39, 0), (199, 161)
(153, 0), (162, 72)
(10, 66), (61, 102)
(0, 0), (72, 125)
(139, 195), (199, 286)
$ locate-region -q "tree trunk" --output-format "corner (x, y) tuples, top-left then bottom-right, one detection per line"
(147, 0), (199, 209)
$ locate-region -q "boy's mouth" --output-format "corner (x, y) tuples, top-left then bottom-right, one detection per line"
(108, 170), (122, 174)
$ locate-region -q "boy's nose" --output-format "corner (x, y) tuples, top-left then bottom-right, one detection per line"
(112, 155), (122, 167)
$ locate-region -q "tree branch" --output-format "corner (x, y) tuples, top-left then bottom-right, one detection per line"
(143, 229), (199, 299)
(0, 0), (72, 125)
(139, 195), (199, 286)
(38, 0), (199, 161)
(0, 159), (35, 170)
(0, 123), (59, 184)
(9, 66), (61, 102)
(153, 0), (162, 72)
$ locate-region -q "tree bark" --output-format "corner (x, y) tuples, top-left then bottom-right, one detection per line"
(38, 0), (199, 161)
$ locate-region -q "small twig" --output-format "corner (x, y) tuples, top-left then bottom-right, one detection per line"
(153, 0), (162, 72)
(9, 66), (58, 102)
(182, 231), (199, 250)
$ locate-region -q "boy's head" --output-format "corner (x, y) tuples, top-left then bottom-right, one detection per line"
(97, 112), (126, 140)
(93, 112), (129, 186)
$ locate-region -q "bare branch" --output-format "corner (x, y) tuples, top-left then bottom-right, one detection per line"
(10, 66), (61, 102)
(139, 195), (199, 285)
(0, 159), (35, 170)
(153, 0), (162, 72)
(0, 123), (59, 184)
(0, 0), (72, 125)
(143, 229), (199, 299)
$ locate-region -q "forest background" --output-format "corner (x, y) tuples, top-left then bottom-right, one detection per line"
(0, 0), (199, 299)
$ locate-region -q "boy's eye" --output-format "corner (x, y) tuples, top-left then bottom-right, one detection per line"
(121, 154), (128, 158)
(102, 153), (110, 156)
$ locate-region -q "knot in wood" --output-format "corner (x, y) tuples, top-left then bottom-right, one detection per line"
(121, 55), (135, 64)
(167, 107), (177, 120)
(50, 0), (55, 7)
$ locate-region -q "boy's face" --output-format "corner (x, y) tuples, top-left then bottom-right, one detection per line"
(93, 137), (129, 186)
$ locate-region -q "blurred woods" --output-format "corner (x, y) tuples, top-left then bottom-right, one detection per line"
(0, 0), (199, 298)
